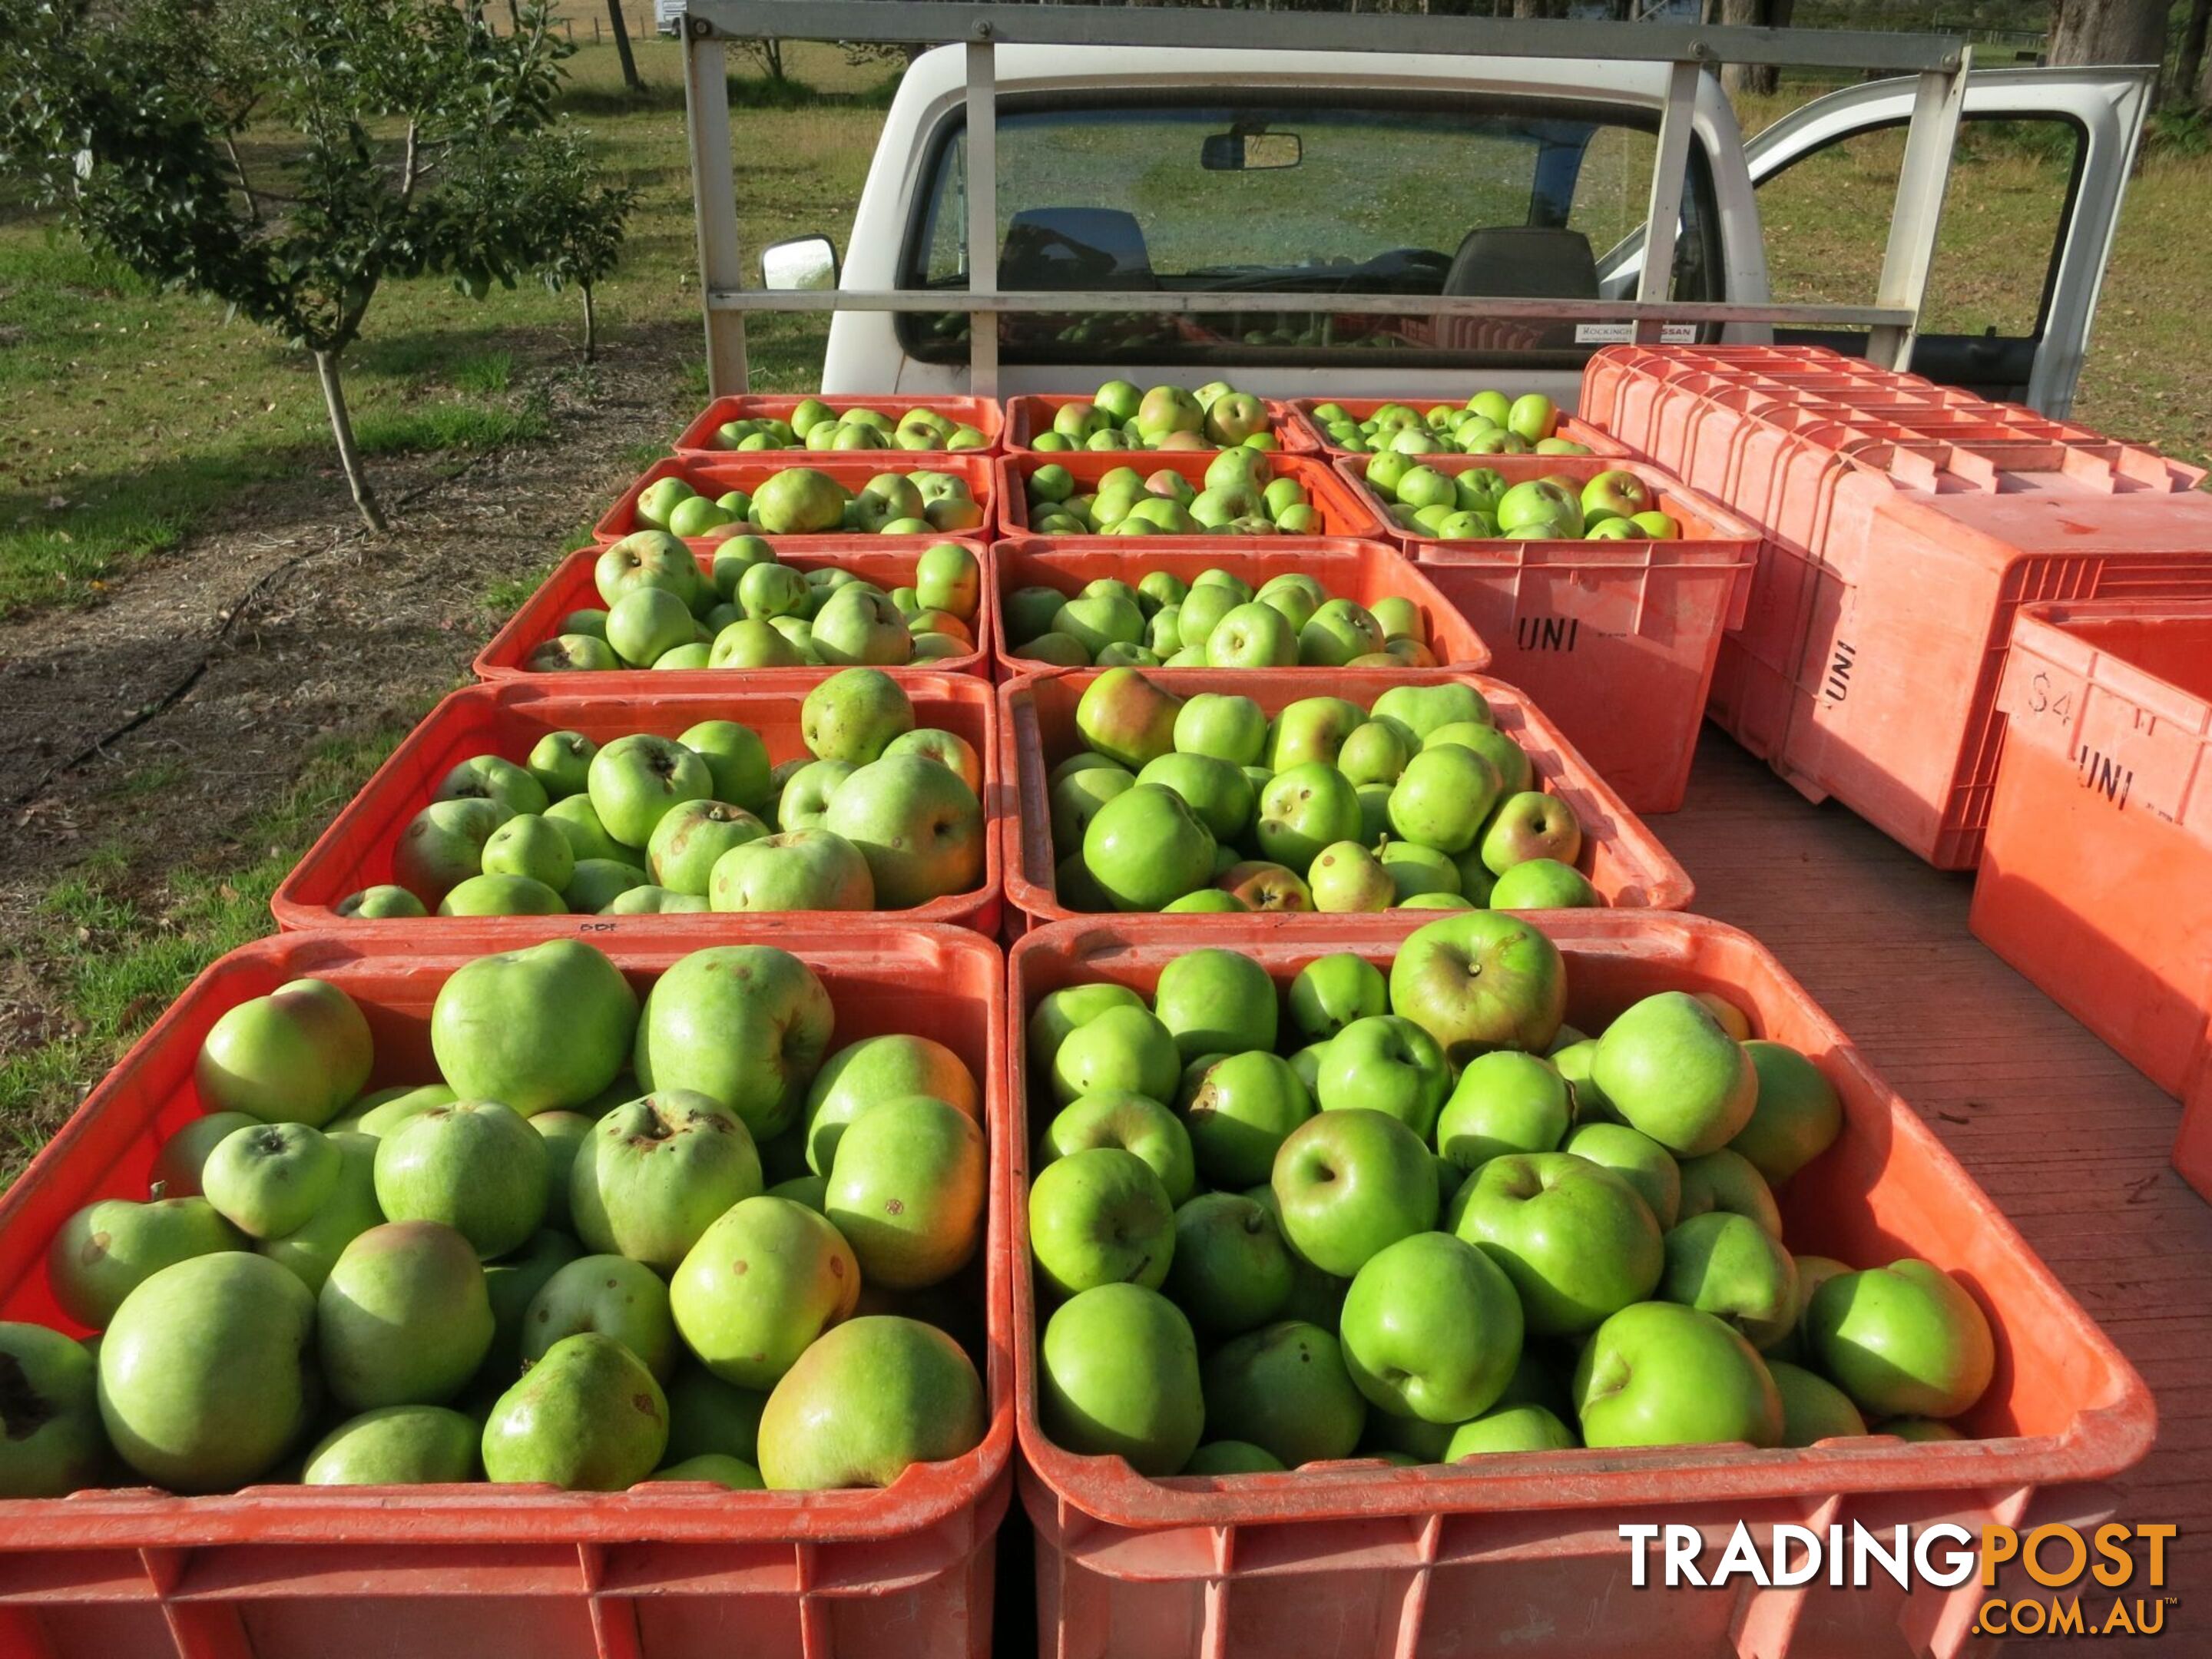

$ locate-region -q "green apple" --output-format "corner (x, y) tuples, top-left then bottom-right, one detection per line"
(1591, 992), (1757, 1156)
(1038, 1091), (1196, 1204)
(318, 1220), (493, 1411)
(634, 945), (833, 1141)
(587, 733), (714, 849)
(435, 873), (565, 916)
(1573, 1302), (1783, 1449)
(710, 829), (874, 912)
(1217, 859), (1313, 912)
(541, 794), (636, 871)
(520, 1252), (678, 1379)
(668, 720), (770, 814)
(524, 634), (620, 672)
(98, 1252), (316, 1492)
(1200, 602), (1294, 667)
(671, 1197), (859, 1389)
(1049, 760), (1135, 851)
(259, 1131), (382, 1294)
(1489, 859), (1600, 909)
(1561, 1122), (1681, 1229)
(1340, 1231), (1522, 1424)
(1435, 1050), (1571, 1171)
(805, 1033), (979, 1175)
(1265, 697), (1365, 771)
(1388, 912), (1568, 1063)
(1308, 840), (1395, 913)
(1180, 1050), (1314, 1189)
(482, 1331), (668, 1491)
(1040, 1284), (1204, 1475)
(1174, 693), (1269, 767)
(569, 1091), (761, 1273)
(1027, 983), (1144, 1078)
(1255, 765), (1362, 872)
(771, 758), (854, 830)
(1164, 1192), (1295, 1337)
(1078, 671), (1185, 774)
(1451, 1152), (1661, 1336)
(1048, 1004), (1181, 1107)
(800, 667), (915, 763)
(827, 1095), (985, 1289)
(1427, 720), (1532, 797)
(605, 586), (697, 667)
(1806, 1260), (1995, 1420)
(479, 813), (575, 893)
(304, 1404), (479, 1485)
(1175, 583), (1238, 650)
(1316, 1016), (1449, 1140)
(1730, 1041), (1844, 1184)
(339, 1084), (456, 1140)
(1287, 952), (1388, 1044)
(525, 730), (597, 801)
(1272, 1109), (1438, 1277)
(1183, 1440), (1286, 1475)
(641, 800), (763, 896)
(1082, 784), (1214, 912)
(1388, 744), (1502, 855)
(478, 1227), (581, 1376)
(1202, 1320), (1366, 1467)
(1028, 1147), (1174, 1296)
(664, 1364), (769, 1465)
(1677, 1147), (1783, 1237)
(195, 977), (372, 1128)
(374, 1100), (548, 1260)
(557, 859), (645, 912)
(597, 528), (700, 608)
(1765, 1252), (1854, 1366)
(0, 1323), (102, 1495)
(1661, 1211), (1799, 1347)
(1445, 1402), (1577, 1458)
(1297, 599), (1386, 668)
(1479, 791), (1581, 875)
(756, 1315), (985, 1490)
(335, 884), (429, 919)
(1767, 1359), (1869, 1447)
(1155, 948), (1277, 1062)
(821, 754), (985, 908)
(1369, 684), (1492, 744)
(394, 798), (506, 906)
(883, 727), (983, 794)
(1336, 721), (1409, 788)
(200, 1121), (340, 1240)
(1135, 753), (1253, 843)
(435, 754), (550, 820)
(148, 1110), (261, 1198)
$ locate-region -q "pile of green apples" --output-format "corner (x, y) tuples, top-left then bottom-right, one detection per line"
(524, 532), (980, 674)
(0, 943), (989, 1498)
(1025, 380), (1280, 453)
(1005, 567), (1436, 672)
(705, 397), (989, 455)
(1022, 448), (1319, 538)
(1025, 916), (1995, 1479)
(1311, 391), (1592, 457)
(1365, 460), (1684, 544)
(626, 465), (985, 541)
(342, 670), (984, 919)
(1048, 670), (1598, 916)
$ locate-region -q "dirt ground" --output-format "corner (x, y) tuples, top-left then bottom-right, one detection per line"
(0, 320), (694, 1061)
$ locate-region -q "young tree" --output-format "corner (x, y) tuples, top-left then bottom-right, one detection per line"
(606, 0), (644, 95)
(1, 0), (611, 532)
(502, 130), (637, 363)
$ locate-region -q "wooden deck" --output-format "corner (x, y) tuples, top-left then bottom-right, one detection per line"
(1664, 729), (2212, 1597)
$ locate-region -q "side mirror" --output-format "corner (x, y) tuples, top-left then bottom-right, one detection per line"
(761, 235), (838, 292)
(1201, 131), (1302, 172)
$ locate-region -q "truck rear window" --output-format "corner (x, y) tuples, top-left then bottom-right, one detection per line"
(896, 93), (1720, 369)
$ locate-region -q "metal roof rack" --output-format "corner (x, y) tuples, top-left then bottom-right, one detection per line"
(681, 0), (1971, 396)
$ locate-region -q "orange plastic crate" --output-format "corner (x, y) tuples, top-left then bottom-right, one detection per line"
(273, 677), (1002, 935)
(1970, 601), (2212, 1122)
(596, 455), (997, 545)
(1283, 396), (1624, 459)
(1000, 392), (1313, 455)
(472, 538), (993, 686)
(987, 536), (1490, 682)
(996, 667), (1692, 932)
(0, 925), (1012, 1659)
(671, 392), (1003, 459)
(1002, 912), (2154, 1659)
(1336, 452), (1758, 813)
(993, 452), (1383, 544)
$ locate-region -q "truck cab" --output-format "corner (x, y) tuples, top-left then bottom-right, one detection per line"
(786, 46), (2148, 417)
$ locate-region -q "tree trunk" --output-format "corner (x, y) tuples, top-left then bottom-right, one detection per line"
(313, 349), (388, 533)
(581, 284), (598, 363)
(2047, 0), (2169, 68)
(1721, 0), (1781, 95)
(2176, 0), (2210, 104)
(606, 0), (642, 92)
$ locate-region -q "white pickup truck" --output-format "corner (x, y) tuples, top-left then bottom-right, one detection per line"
(763, 47), (2149, 417)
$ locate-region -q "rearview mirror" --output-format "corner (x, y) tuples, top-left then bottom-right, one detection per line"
(1201, 131), (1302, 172)
(762, 235), (838, 292)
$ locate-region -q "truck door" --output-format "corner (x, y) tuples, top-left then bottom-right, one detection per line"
(1744, 67), (2153, 416)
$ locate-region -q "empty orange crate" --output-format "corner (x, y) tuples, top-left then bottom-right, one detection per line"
(1336, 452), (1758, 813)
(597, 455), (997, 545)
(672, 392), (1002, 459)
(993, 452), (1383, 544)
(473, 538), (993, 686)
(273, 677), (1002, 935)
(1002, 911), (2153, 1659)
(1284, 396), (1624, 458)
(0, 925), (1011, 1659)
(1971, 601), (2212, 1118)
(987, 536), (1490, 681)
(1001, 392), (1313, 454)
(997, 667), (1692, 932)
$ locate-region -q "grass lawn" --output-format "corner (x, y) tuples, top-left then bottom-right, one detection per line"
(0, 41), (2206, 1174)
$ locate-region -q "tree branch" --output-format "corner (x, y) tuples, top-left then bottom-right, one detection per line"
(399, 118), (420, 202)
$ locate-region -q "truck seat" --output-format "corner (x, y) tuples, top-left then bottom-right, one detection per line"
(1442, 226), (1600, 298)
(999, 207), (1158, 290)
